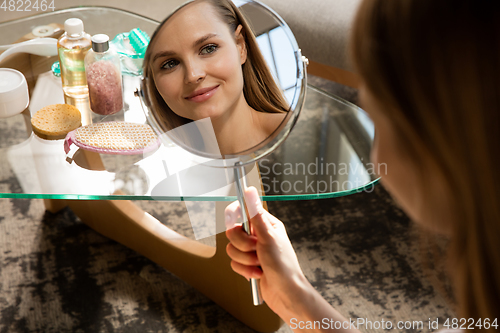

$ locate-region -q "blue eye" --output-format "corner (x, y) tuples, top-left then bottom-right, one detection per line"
(161, 59), (179, 70)
(200, 44), (218, 55)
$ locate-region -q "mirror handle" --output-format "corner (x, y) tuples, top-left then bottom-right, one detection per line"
(234, 163), (264, 306)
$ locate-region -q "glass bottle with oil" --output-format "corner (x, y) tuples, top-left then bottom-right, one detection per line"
(57, 18), (91, 99)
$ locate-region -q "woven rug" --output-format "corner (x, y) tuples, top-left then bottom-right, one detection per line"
(0, 78), (455, 332)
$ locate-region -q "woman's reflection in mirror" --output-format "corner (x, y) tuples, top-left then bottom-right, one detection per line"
(143, 0), (289, 156)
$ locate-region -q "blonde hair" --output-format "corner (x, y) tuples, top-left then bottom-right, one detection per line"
(142, 0), (289, 133)
(351, 0), (500, 325)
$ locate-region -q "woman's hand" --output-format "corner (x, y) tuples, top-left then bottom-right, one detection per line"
(225, 186), (310, 318)
(225, 187), (362, 333)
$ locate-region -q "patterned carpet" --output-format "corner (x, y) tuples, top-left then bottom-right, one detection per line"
(0, 78), (455, 332)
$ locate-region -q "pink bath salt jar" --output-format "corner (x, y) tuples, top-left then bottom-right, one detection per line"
(84, 34), (123, 115)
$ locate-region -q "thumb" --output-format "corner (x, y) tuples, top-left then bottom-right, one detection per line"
(244, 187), (273, 241)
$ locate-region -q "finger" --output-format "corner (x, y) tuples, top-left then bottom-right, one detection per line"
(225, 200), (242, 230)
(230, 260), (263, 280)
(226, 243), (260, 266)
(244, 187), (276, 243)
(244, 186), (265, 220)
(226, 225), (258, 252)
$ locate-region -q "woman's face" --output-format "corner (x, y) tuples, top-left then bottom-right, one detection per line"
(149, 1), (247, 122)
(359, 86), (421, 221)
(360, 85), (452, 234)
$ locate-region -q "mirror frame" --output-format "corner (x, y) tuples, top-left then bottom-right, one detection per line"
(138, 0), (308, 168)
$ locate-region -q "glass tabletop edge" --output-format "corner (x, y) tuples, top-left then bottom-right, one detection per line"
(0, 179), (379, 202)
(262, 178), (379, 201)
(306, 84), (363, 112)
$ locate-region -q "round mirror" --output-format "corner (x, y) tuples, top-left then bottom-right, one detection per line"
(138, 0), (306, 168)
(137, 0), (308, 305)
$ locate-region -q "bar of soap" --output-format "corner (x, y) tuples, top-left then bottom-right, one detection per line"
(31, 104), (82, 140)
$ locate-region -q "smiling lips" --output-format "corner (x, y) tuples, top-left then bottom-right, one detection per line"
(185, 85), (220, 102)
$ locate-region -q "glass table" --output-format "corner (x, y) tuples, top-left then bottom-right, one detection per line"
(0, 7), (378, 333)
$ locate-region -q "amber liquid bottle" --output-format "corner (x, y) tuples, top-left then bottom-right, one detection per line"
(57, 18), (92, 124)
(57, 18), (91, 98)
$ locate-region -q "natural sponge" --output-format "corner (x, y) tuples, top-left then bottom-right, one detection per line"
(31, 104), (82, 140)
